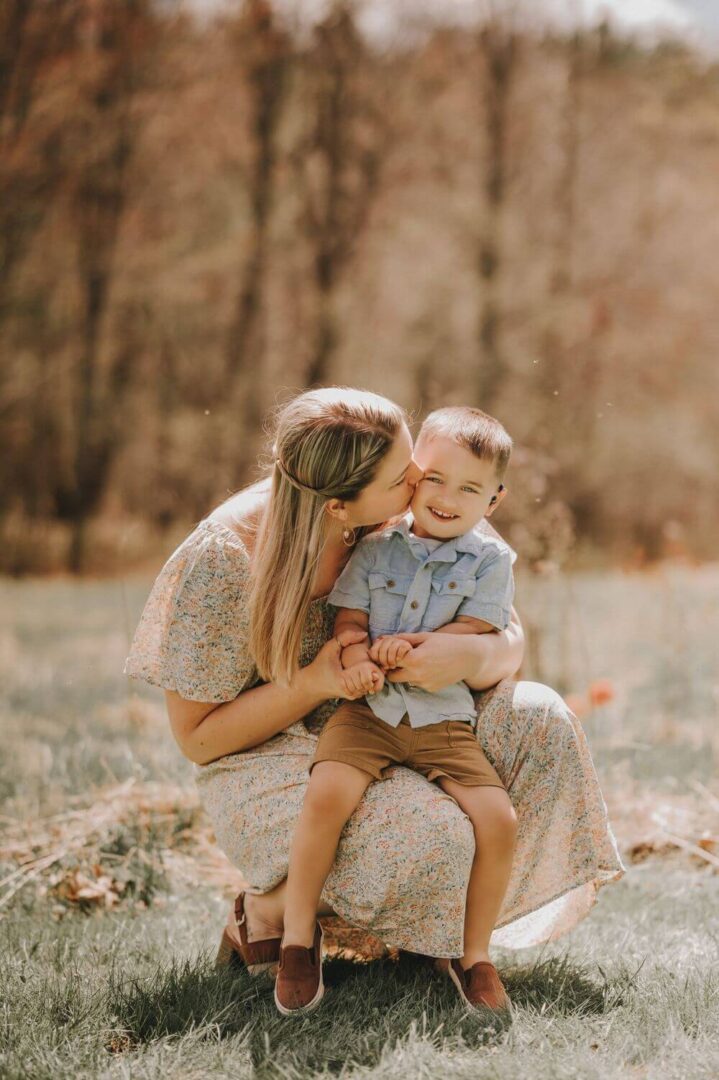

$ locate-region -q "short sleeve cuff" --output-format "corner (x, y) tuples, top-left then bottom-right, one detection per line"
(327, 587), (371, 614)
(457, 602), (512, 631)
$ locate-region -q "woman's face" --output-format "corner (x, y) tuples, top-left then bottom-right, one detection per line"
(344, 423), (423, 528)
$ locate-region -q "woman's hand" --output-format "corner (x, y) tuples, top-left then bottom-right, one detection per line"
(383, 632), (478, 694)
(298, 629), (369, 701)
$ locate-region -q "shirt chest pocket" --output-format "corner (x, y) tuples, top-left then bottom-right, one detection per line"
(368, 571), (413, 632)
(425, 574), (477, 628)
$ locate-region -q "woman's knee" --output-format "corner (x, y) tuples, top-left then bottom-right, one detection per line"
(512, 680), (578, 753)
(420, 795), (476, 871)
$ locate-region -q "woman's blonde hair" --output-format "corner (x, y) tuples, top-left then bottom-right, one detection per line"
(249, 387), (405, 685)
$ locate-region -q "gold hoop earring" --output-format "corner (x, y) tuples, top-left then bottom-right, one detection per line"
(342, 527), (357, 547)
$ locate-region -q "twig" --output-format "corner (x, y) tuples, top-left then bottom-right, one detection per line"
(656, 829), (719, 870)
(0, 847), (75, 908)
(689, 780), (719, 815)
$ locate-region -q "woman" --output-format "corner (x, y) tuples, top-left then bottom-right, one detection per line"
(125, 387), (623, 972)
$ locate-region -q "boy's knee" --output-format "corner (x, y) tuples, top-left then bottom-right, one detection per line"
(303, 763), (364, 820)
(473, 792), (518, 848)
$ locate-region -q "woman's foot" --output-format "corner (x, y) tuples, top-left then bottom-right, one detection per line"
(215, 892), (283, 975)
(244, 891), (284, 943)
(448, 959), (512, 1014)
(274, 923), (325, 1015)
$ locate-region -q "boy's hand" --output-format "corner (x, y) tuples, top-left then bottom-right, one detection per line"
(341, 660), (385, 698)
(369, 635), (414, 672)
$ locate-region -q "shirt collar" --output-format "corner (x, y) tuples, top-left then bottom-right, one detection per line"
(387, 513), (486, 562)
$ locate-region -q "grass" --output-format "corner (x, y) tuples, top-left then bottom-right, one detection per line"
(1, 566), (718, 1077)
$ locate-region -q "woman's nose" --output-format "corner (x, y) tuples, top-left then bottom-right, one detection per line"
(407, 461), (424, 488)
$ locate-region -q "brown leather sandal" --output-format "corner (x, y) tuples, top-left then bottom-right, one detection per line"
(214, 892), (282, 976)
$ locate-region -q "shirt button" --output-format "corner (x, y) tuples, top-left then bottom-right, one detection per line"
(448, 581), (457, 589)
(410, 600), (419, 609)
(387, 579), (396, 588)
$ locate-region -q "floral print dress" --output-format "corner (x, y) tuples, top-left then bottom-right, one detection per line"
(125, 518), (624, 956)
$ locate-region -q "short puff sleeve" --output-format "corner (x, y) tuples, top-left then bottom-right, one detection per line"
(456, 541), (515, 631)
(124, 520), (260, 703)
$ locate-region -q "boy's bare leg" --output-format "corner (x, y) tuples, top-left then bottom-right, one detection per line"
(437, 779), (517, 969)
(282, 760), (374, 948)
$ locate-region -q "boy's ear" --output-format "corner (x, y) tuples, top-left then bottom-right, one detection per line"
(324, 498), (349, 522)
(485, 484), (507, 518)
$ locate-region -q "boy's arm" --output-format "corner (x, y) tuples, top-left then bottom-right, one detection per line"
(327, 538), (377, 670)
(430, 615), (498, 635)
(333, 608), (372, 668)
(369, 616), (494, 671)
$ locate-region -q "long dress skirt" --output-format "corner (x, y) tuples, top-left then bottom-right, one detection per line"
(196, 678), (624, 957)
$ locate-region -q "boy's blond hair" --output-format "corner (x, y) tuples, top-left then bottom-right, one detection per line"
(416, 406), (512, 479)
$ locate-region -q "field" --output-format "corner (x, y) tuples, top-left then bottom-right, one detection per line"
(1, 566), (718, 1078)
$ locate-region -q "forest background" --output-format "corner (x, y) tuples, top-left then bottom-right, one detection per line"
(2, 0), (719, 576)
(2, 6), (719, 1075)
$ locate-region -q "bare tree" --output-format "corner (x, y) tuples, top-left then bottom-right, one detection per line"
(222, 0), (291, 481)
(53, 0), (157, 571)
(296, 3), (387, 387)
(474, 12), (518, 412)
(0, 1), (72, 325)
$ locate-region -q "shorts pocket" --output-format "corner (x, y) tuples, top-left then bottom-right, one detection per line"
(447, 720), (474, 748)
(325, 708), (375, 733)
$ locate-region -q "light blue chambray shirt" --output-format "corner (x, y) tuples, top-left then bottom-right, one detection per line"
(327, 514), (516, 729)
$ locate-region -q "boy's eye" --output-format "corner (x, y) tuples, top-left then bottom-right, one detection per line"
(462, 487), (480, 494)
(425, 476), (442, 484)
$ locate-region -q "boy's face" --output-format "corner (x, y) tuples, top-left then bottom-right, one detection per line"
(410, 435), (506, 540)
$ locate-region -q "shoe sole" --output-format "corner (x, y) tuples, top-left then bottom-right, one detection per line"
(215, 929), (277, 976)
(274, 926), (325, 1016)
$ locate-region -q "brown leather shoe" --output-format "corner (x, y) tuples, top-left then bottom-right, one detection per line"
(448, 959), (512, 1014)
(274, 923), (325, 1015)
(214, 892), (281, 976)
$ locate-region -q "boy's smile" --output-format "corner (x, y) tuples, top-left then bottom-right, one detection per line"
(410, 435), (506, 540)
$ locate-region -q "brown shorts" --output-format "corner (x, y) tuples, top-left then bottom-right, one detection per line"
(311, 702), (505, 788)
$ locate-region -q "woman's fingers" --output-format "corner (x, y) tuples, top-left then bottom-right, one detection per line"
(393, 632), (431, 647)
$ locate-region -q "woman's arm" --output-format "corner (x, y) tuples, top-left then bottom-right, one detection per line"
(463, 606), (524, 689)
(166, 628), (367, 765)
(383, 606), (525, 694)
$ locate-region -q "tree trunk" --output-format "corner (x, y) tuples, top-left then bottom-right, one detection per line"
(476, 22), (516, 413)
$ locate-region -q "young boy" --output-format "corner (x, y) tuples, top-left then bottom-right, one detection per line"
(275, 407), (517, 1017)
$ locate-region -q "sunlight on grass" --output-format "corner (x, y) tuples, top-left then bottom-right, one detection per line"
(1, 571), (718, 1077)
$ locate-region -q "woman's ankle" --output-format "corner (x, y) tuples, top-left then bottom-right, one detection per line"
(243, 892), (284, 941)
